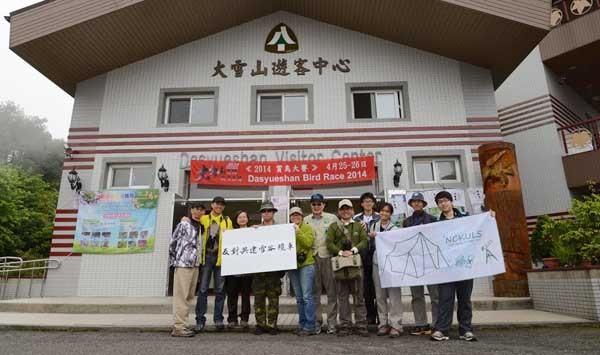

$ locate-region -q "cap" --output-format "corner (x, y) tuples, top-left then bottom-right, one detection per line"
(289, 206), (304, 216)
(310, 193), (325, 203)
(212, 196), (226, 205)
(338, 199), (353, 209)
(259, 201), (278, 213)
(434, 191), (453, 204)
(408, 192), (428, 207)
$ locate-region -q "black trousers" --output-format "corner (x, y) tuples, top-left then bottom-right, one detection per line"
(226, 275), (252, 323)
(361, 249), (378, 324)
(435, 279), (474, 335)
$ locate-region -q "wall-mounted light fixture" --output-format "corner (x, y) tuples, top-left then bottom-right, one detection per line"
(67, 168), (82, 193)
(393, 160), (403, 188)
(157, 164), (170, 192)
(64, 143), (72, 158)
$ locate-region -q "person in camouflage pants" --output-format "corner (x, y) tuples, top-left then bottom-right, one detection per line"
(252, 201), (284, 335)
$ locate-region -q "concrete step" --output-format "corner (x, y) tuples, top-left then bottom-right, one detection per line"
(0, 296), (532, 314)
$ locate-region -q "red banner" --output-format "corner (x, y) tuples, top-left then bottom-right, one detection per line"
(190, 156), (376, 186)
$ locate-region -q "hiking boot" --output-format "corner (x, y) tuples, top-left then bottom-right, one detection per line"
(357, 327), (370, 337)
(337, 328), (350, 337)
(377, 325), (390, 336)
(171, 329), (195, 337)
(430, 330), (450, 341)
(297, 329), (317, 336)
(227, 321), (238, 330)
(269, 327), (279, 335)
(240, 320), (249, 329)
(411, 324), (432, 335)
(459, 331), (477, 341)
(389, 327), (402, 338)
(254, 325), (266, 335)
(215, 322), (225, 331)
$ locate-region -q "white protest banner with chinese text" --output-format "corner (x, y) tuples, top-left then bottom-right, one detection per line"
(221, 224), (297, 276)
(375, 213), (504, 287)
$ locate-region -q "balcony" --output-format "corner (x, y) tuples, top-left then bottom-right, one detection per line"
(540, 1), (600, 112)
(559, 117), (600, 188)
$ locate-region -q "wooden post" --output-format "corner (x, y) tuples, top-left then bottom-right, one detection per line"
(478, 142), (531, 297)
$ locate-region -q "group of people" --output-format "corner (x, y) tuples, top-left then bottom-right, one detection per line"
(168, 191), (480, 342)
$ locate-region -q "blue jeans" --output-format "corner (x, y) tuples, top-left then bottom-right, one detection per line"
(196, 255), (225, 325)
(289, 264), (316, 331)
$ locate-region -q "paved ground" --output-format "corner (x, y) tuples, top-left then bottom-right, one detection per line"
(0, 310), (593, 331)
(1, 327), (599, 355)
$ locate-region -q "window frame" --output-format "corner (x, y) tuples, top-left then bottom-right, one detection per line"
(163, 94), (215, 125)
(256, 91), (309, 123)
(107, 163), (154, 189)
(412, 157), (462, 184)
(157, 88), (219, 127)
(345, 82), (410, 122)
(351, 89), (404, 120)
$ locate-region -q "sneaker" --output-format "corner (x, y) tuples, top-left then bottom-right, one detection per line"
(459, 332), (477, 341)
(389, 327), (402, 338)
(227, 321), (238, 329)
(171, 329), (195, 337)
(315, 325), (322, 335)
(240, 320), (249, 329)
(194, 324), (205, 333)
(430, 330), (450, 341)
(254, 325), (266, 335)
(269, 327), (279, 335)
(215, 322), (225, 331)
(411, 324), (432, 335)
(377, 325), (390, 336)
(326, 327), (336, 335)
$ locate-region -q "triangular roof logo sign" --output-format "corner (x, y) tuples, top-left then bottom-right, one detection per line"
(265, 23), (299, 53)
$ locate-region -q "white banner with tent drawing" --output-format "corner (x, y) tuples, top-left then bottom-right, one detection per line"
(375, 212), (505, 287)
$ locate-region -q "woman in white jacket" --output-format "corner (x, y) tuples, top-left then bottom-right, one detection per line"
(369, 202), (403, 338)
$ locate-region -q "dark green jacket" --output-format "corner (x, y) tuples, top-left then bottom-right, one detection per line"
(326, 220), (367, 256)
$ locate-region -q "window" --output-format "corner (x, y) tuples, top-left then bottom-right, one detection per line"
(257, 92), (308, 122)
(352, 89), (404, 120)
(164, 94), (215, 125)
(413, 157), (461, 184)
(107, 164), (153, 189)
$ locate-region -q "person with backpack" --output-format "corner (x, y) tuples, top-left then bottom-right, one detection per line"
(195, 196), (233, 333)
(327, 199), (368, 337)
(403, 192), (439, 336)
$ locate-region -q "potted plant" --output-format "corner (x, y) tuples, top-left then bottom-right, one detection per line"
(529, 215), (557, 268)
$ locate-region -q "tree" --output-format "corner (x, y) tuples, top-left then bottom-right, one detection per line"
(0, 164), (57, 259)
(0, 101), (65, 188)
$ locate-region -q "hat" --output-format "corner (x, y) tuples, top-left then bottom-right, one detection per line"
(338, 199), (353, 209)
(289, 206), (304, 216)
(212, 196), (226, 205)
(408, 192), (427, 207)
(310, 193), (325, 203)
(259, 201), (278, 213)
(434, 191), (453, 204)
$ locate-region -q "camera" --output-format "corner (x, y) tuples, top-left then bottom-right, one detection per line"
(297, 252), (307, 264)
(341, 239), (353, 251)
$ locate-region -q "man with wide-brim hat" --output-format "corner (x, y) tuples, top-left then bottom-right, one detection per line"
(253, 200), (284, 335)
(402, 192), (439, 336)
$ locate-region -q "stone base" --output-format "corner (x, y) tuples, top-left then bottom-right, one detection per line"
(493, 278), (530, 297)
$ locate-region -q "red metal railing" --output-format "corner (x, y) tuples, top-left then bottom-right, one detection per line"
(557, 117), (600, 155)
